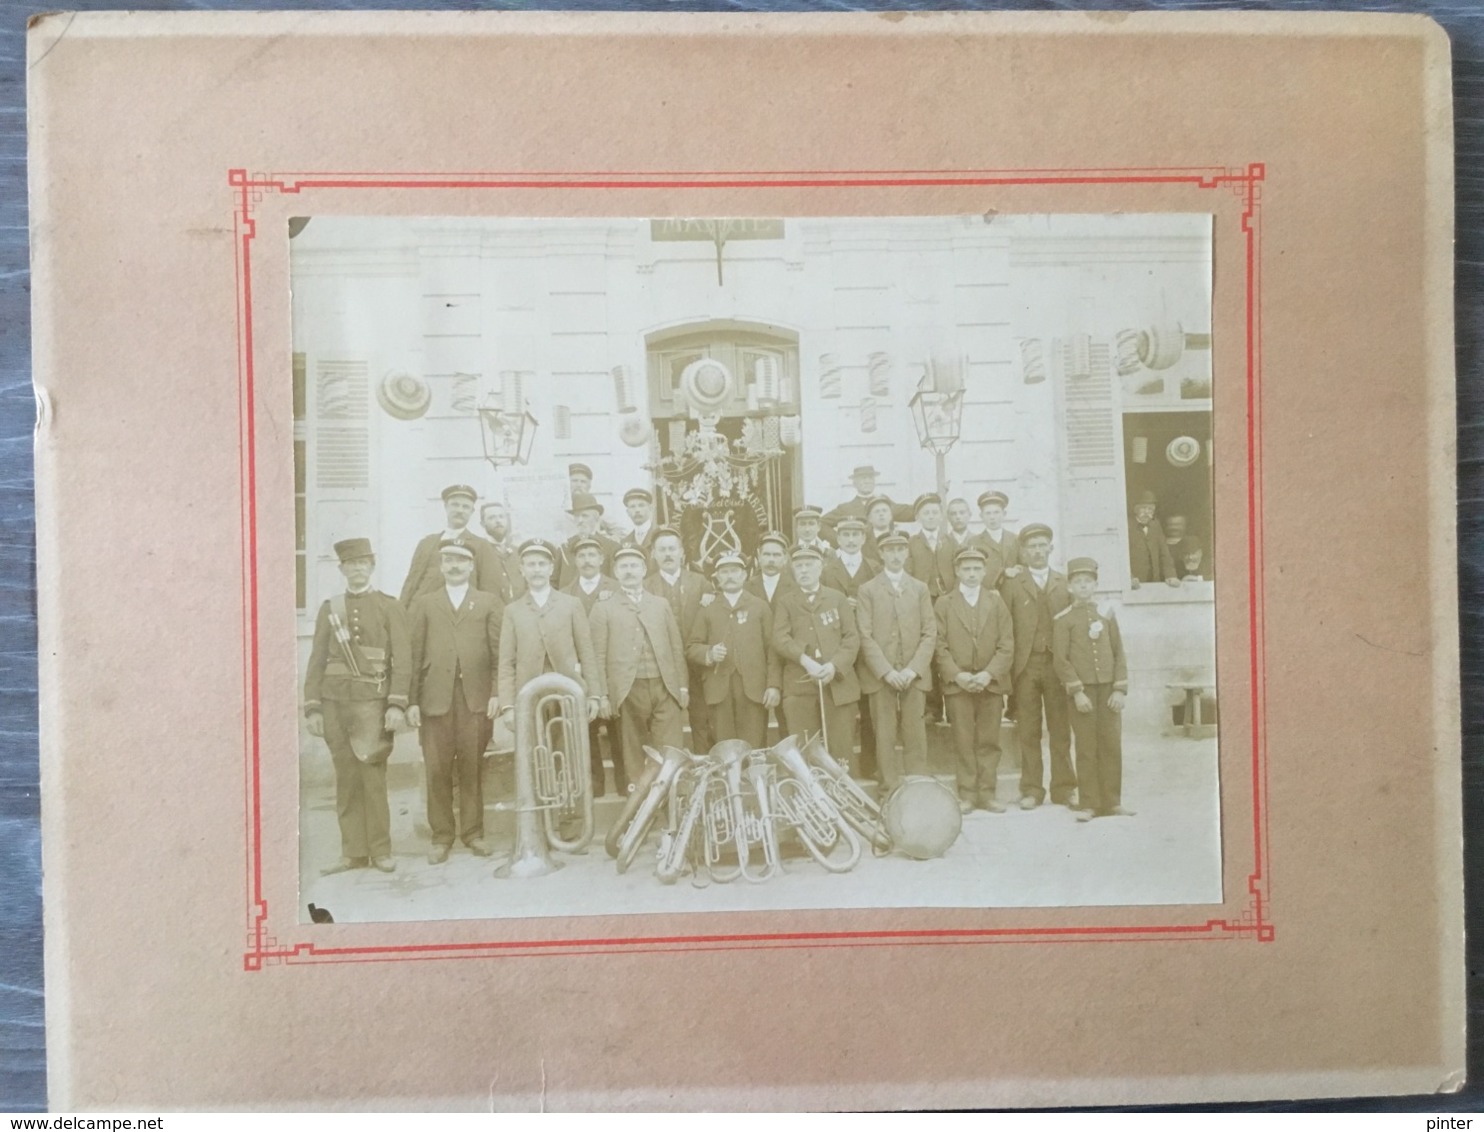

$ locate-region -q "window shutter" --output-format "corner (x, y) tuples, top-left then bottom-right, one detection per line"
(1062, 339), (1117, 471)
(314, 360), (369, 490)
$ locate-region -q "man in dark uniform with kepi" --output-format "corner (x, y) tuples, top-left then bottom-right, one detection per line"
(1053, 557), (1133, 822)
(406, 539), (505, 864)
(687, 552), (781, 749)
(303, 538), (411, 875)
(1003, 522), (1076, 809)
(400, 484), (498, 606)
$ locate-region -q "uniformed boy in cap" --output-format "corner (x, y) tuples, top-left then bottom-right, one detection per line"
(304, 538), (411, 875)
(1052, 558), (1133, 821)
(407, 539), (505, 863)
(855, 530), (937, 795)
(686, 552), (782, 749)
(399, 484), (500, 606)
(934, 545), (1015, 814)
(773, 543), (863, 772)
(592, 546), (689, 786)
(1003, 523), (1075, 808)
(969, 490), (1021, 587)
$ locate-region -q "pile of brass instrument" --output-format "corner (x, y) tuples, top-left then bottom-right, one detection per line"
(606, 734), (898, 885)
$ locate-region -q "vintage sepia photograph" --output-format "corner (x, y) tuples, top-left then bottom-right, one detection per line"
(290, 212), (1219, 924)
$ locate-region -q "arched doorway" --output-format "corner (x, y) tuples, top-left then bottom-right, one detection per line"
(645, 321), (802, 566)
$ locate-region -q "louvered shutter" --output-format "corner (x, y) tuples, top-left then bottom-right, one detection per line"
(1056, 337), (1128, 583)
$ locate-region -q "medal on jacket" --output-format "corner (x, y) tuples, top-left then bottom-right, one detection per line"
(1089, 619), (1104, 640)
(821, 608), (838, 626)
(736, 610), (748, 624)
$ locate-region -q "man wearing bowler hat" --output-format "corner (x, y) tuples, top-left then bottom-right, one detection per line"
(687, 552), (781, 749)
(935, 545), (1015, 814)
(400, 484), (500, 607)
(855, 530), (937, 796)
(773, 543), (862, 772)
(1003, 523), (1076, 809)
(406, 539), (505, 864)
(591, 546), (689, 786)
(557, 492), (619, 590)
(969, 490), (1022, 589)
(304, 538), (411, 875)
(1128, 490), (1181, 588)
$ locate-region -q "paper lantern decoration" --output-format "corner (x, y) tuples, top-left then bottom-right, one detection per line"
(1064, 334), (1093, 380)
(819, 353), (842, 399)
(1138, 321), (1185, 370)
(761, 416), (781, 450)
(499, 370), (526, 414)
(860, 398), (878, 434)
(754, 356), (781, 406)
(1132, 436), (1148, 464)
(553, 404), (572, 440)
(1019, 339), (1046, 385)
(619, 411), (651, 448)
(375, 371), (431, 421)
(612, 364), (637, 413)
(868, 351), (891, 398)
(1115, 329), (1143, 376)
(450, 372), (478, 414)
(779, 415), (802, 447)
(1167, 435), (1202, 467)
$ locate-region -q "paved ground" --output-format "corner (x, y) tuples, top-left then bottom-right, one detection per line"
(299, 728), (1222, 924)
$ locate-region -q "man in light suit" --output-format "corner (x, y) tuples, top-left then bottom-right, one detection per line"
(592, 547), (689, 785)
(686, 553), (781, 749)
(645, 527), (715, 754)
(561, 537), (626, 797)
(496, 538), (603, 719)
(773, 544), (862, 773)
(935, 546), (1015, 814)
(855, 531), (937, 797)
(407, 540), (505, 863)
(400, 484), (500, 606)
(1002, 523), (1075, 809)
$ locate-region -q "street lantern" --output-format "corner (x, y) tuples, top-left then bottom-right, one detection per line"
(478, 393), (538, 467)
(908, 365), (965, 496)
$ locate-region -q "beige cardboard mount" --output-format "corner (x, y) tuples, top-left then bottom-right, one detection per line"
(28, 10), (1461, 1110)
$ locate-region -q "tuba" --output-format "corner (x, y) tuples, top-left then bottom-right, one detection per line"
(769, 735), (862, 873)
(494, 672), (594, 878)
(614, 745), (691, 874)
(655, 754), (711, 885)
(798, 732), (893, 854)
(705, 740), (755, 884)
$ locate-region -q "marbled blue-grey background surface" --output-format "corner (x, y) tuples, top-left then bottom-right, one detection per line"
(2, 0), (1479, 1112)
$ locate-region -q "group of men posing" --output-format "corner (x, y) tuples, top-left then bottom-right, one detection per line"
(303, 462), (1133, 879)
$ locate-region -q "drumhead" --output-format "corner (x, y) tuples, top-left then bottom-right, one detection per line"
(882, 775), (962, 859)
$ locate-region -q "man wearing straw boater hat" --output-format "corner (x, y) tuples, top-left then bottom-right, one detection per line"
(686, 552), (781, 750)
(400, 484), (501, 607)
(406, 539), (505, 864)
(773, 543), (862, 773)
(303, 538), (411, 876)
(591, 546), (689, 787)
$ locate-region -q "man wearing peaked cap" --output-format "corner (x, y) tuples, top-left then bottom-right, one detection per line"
(1053, 557), (1133, 821)
(567, 463), (594, 495)
(620, 487), (660, 565)
(561, 536), (625, 796)
(969, 489), (1022, 588)
(907, 492), (956, 601)
(406, 538), (506, 864)
(1003, 522), (1075, 809)
(792, 505), (835, 559)
(591, 544), (689, 785)
(685, 552), (781, 749)
(557, 492), (619, 591)
(745, 532), (798, 612)
(855, 529), (937, 795)
(645, 526), (717, 754)
(934, 543), (1015, 814)
(304, 538), (411, 876)
(399, 484), (501, 607)
(823, 517), (878, 605)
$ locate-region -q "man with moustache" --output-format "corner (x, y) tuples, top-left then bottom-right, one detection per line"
(822, 518), (878, 607)
(303, 537), (410, 876)
(935, 546), (1015, 815)
(792, 505), (835, 559)
(561, 537), (626, 797)
(773, 544), (862, 773)
(645, 527), (716, 755)
(686, 552), (781, 749)
(407, 541), (504, 864)
(745, 531), (797, 611)
(591, 547), (689, 786)
(619, 487), (661, 565)
(855, 531), (937, 797)
(1002, 523), (1075, 809)
(556, 493), (619, 590)
(399, 484), (499, 606)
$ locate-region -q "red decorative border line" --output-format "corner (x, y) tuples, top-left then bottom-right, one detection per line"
(233, 165), (1269, 970)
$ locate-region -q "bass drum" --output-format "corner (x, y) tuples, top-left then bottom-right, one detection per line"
(881, 776), (962, 859)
